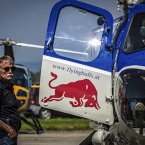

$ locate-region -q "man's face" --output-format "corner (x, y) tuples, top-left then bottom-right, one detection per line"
(0, 60), (15, 81)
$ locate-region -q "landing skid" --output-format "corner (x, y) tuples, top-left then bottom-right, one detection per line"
(20, 109), (44, 134)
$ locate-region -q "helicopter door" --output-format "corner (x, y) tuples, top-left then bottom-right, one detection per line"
(40, 1), (114, 125)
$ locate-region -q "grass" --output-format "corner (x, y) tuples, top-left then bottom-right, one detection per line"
(20, 117), (91, 132)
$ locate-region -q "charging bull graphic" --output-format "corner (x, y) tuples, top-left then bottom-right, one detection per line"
(41, 72), (100, 110)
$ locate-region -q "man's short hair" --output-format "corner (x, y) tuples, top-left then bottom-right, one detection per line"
(0, 55), (14, 65)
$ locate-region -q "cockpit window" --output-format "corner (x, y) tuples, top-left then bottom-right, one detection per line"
(12, 67), (28, 89)
(53, 6), (103, 62)
(124, 13), (145, 53)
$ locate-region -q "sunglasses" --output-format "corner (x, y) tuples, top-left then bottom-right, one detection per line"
(1, 66), (16, 72)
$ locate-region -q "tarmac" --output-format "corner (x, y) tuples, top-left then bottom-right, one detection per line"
(18, 130), (92, 138)
(18, 130), (93, 145)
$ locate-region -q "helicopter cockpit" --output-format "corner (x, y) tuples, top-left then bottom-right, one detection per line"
(12, 66), (28, 89)
(116, 68), (145, 135)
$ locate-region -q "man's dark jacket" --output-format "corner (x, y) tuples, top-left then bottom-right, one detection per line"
(0, 78), (21, 132)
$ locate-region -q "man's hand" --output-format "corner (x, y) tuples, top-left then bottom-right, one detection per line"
(7, 125), (17, 139)
(0, 120), (17, 139)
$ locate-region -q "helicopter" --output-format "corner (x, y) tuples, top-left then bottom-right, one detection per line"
(37, 0), (145, 144)
(0, 38), (44, 134)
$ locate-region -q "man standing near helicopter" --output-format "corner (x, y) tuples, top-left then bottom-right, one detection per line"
(0, 55), (21, 145)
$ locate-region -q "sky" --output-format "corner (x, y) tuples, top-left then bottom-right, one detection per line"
(0, 0), (123, 72)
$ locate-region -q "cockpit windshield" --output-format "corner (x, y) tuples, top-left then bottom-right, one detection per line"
(12, 67), (28, 89)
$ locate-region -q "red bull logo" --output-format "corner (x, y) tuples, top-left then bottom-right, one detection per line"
(41, 72), (100, 110)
